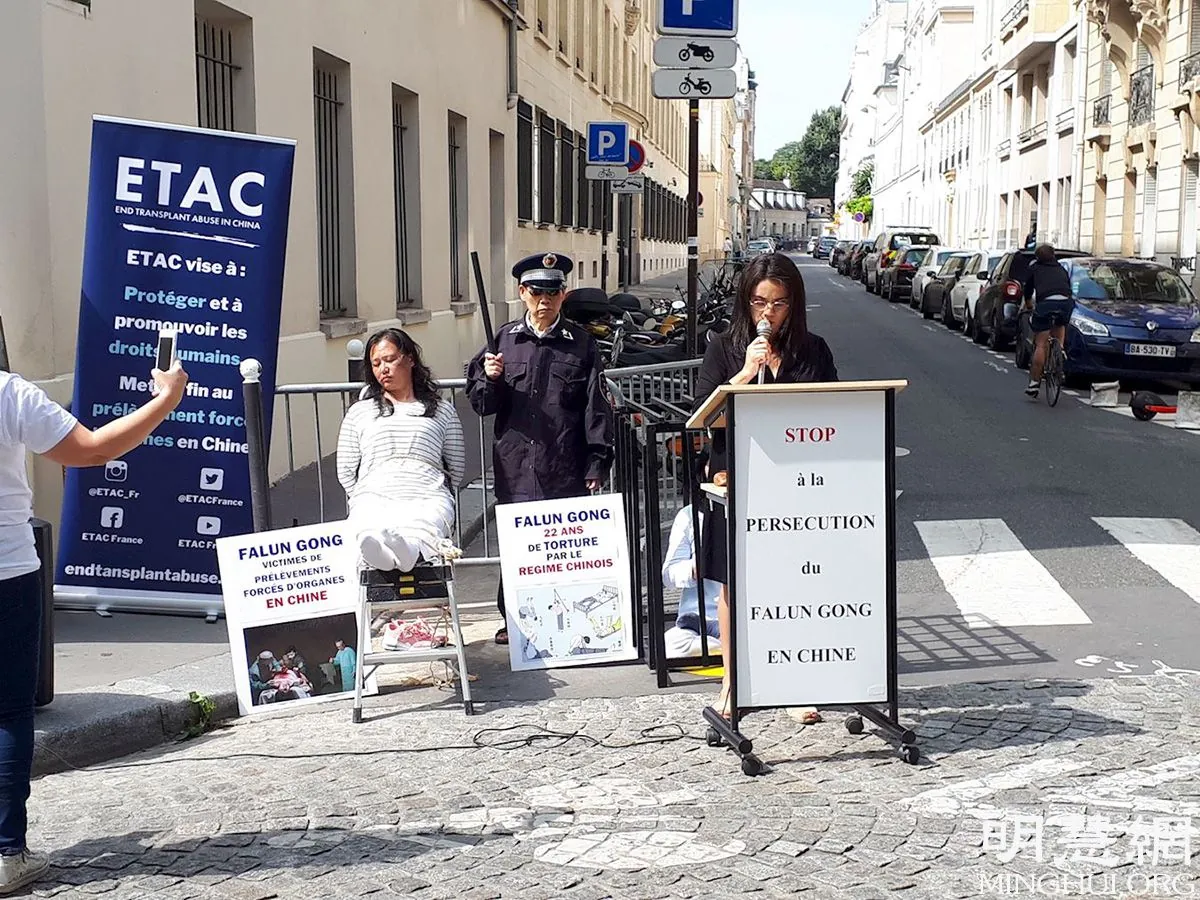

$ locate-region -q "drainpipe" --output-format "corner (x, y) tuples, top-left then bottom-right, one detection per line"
(506, 0), (519, 110)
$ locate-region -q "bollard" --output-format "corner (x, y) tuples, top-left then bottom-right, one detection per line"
(32, 517), (54, 708)
(1090, 381), (1120, 407)
(347, 338), (366, 385)
(240, 358), (273, 533)
(1176, 391), (1200, 429)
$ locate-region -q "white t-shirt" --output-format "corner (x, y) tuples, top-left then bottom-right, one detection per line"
(0, 373), (78, 580)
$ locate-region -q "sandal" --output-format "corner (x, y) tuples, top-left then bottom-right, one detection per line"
(495, 627), (509, 645)
(714, 682), (731, 720)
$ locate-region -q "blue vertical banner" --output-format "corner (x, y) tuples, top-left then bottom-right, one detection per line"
(55, 116), (296, 610)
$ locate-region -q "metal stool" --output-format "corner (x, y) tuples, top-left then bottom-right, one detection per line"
(352, 557), (474, 721)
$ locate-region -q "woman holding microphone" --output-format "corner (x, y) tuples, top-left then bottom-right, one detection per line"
(692, 252), (838, 722)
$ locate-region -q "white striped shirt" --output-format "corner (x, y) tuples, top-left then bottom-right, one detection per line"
(336, 397), (466, 511)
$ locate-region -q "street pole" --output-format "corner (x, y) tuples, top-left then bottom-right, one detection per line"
(601, 181), (611, 292)
(686, 98), (699, 360)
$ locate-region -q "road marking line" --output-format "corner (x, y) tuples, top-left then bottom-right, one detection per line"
(901, 758), (1087, 817)
(1093, 517), (1200, 606)
(984, 361), (1007, 373)
(914, 519), (1093, 627)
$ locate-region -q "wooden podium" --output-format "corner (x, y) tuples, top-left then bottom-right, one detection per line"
(685, 379), (917, 775)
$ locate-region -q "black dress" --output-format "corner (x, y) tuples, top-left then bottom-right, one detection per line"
(693, 329), (839, 585)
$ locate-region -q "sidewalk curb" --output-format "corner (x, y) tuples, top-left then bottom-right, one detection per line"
(33, 656), (238, 777)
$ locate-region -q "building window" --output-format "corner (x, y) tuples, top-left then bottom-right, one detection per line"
(557, 0), (569, 56)
(1181, 160), (1198, 266)
(194, 4), (253, 132)
(558, 121), (574, 228)
(1140, 167), (1157, 259)
(313, 52), (356, 318)
(517, 100), (533, 222)
(448, 113), (468, 301)
(538, 112), (556, 225)
(536, 0), (548, 34)
(574, 0), (586, 70)
(576, 132), (589, 229)
(392, 87), (421, 307)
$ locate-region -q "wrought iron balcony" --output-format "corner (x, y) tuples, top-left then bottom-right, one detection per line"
(1092, 94), (1111, 127)
(1181, 51), (1200, 90)
(1172, 256), (1195, 272)
(1018, 121), (1048, 145)
(1055, 107), (1075, 133)
(1129, 65), (1154, 127)
(1001, 0), (1030, 31)
(998, 138), (1012, 157)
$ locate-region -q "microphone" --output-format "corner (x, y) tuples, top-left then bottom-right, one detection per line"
(756, 318), (770, 385)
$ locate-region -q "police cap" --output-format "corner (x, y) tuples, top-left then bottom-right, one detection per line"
(513, 252), (574, 290)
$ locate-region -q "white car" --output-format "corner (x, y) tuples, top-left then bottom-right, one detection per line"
(948, 250), (1006, 331)
(908, 246), (963, 310)
(746, 239), (773, 255)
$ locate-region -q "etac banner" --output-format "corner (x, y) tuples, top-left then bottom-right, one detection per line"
(55, 116), (295, 614)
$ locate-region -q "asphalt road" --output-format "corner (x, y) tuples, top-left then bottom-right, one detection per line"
(792, 253), (1200, 688)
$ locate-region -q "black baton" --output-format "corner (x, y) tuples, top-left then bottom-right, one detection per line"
(471, 251), (497, 354)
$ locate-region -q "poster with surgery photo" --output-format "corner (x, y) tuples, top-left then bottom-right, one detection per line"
(216, 519), (377, 715)
(495, 493), (636, 671)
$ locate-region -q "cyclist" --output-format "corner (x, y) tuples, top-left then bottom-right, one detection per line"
(1022, 243), (1074, 399)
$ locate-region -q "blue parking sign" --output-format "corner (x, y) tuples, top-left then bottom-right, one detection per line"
(587, 122), (629, 165)
(657, 0), (738, 37)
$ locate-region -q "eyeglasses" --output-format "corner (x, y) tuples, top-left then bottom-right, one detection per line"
(527, 287), (564, 297)
(750, 298), (790, 311)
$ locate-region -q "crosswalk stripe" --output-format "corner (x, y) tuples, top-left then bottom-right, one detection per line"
(913, 518), (1093, 628)
(1093, 517), (1200, 606)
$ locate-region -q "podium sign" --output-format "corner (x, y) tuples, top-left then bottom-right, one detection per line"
(732, 390), (888, 708)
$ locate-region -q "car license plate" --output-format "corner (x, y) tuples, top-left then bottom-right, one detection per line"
(1125, 343), (1177, 358)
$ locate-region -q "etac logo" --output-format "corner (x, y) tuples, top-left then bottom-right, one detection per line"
(115, 157), (266, 218)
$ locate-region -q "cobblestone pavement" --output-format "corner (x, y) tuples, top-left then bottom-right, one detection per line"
(24, 675), (1200, 899)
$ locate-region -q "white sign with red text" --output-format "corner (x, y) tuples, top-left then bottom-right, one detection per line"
(732, 389), (889, 709)
(217, 520), (376, 715)
(495, 493), (636, 671)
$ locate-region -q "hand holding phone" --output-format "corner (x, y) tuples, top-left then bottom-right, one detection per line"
(155, 328), (177, 373)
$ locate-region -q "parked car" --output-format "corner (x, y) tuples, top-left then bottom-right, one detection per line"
(946, 250), (1005, 331)
(746, 239), (773, 256)
(813, 235), (838, 259)
(846, 240), (873, 280)
(879, 246), (928, 303)
(971, 246), (1089, 349)
(919, 252), (973, 320)
(807, 237), (819, 254)
(1013, 257), (1200, 384)
(830, 240), (852, 269)
(909, 247), (960, 309)
(863, 227), (941, 295)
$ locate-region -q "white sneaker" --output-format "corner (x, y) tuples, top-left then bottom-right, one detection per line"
(0, 850), (50, 895)
(359, 532), (398, 572)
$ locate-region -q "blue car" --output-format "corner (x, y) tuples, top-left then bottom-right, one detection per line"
(1015, 257), (1200, 384)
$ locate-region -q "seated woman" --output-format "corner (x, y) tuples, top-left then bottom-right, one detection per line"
(694, 252), (838, 724)
(337, 328), (466, 572)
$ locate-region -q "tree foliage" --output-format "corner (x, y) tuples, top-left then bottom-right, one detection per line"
(759, 106), (841, 199)
(753, 158), (775, 180)
(852, 162), (873, 199)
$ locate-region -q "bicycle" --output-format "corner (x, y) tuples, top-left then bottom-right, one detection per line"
(1040, 309), (1069, 407)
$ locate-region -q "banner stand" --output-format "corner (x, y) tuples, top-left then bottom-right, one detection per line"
(686, 380), (919, 777)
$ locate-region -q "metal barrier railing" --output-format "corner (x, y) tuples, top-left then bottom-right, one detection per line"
(255, 358), (702, 560)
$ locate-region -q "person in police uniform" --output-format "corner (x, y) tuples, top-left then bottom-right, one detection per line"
(466, 252), (614, 644)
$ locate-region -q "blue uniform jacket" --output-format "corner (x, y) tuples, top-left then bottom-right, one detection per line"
(466, 317), (614, 502)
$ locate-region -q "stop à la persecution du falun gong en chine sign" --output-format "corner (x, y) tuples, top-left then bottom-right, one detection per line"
(733, 390), (889, 709)
(495, 493), (636, 672)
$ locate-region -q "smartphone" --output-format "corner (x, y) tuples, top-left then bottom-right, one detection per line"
(156, 328), (177, 372)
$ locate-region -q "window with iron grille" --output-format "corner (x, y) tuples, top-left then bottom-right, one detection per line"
(538, 112), (556, 225)
(448, 114), (468, 301)
(517, 100), (533, 221)
(575, 132), (589, 229)
(313, 55), (356, 318)
(195, 15), (240, 131)
(558, 121), (574, 228)
(392, 87), (420, 307)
